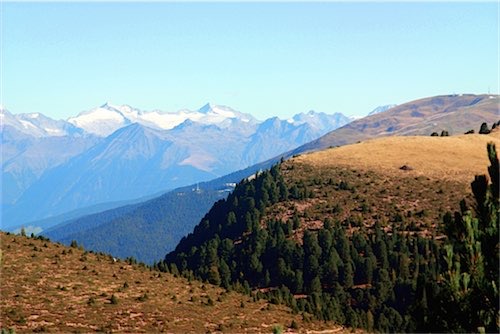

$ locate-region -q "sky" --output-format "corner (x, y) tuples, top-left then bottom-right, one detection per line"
(1, 1), (499, 120)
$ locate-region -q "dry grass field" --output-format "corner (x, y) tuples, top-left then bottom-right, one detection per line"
(0, 233), (347, 333)
(299, 94), (499, 153)
(266, 132), (499, 239)
(296, 132), (500, 183)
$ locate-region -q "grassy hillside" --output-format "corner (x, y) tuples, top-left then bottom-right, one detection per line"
(296, 94), (499, 154)
(271, 132), (500, 237)
(165, 131), (499, 332)
(0, 232), (344, 333)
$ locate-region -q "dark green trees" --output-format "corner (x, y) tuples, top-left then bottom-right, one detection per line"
(479, 122), (491, 134)
(164, 145), (499, 332)
(438, 143), (499, 332)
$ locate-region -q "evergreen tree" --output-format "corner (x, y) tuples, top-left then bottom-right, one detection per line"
(438, 143), (499, 332)
(479, 122), (491, 134)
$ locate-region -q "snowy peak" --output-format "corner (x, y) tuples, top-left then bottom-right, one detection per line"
(198, 103), (216, 114)
(67, 102), (258, 136)
(196, 103), (256, 125)
(68, 105), (130, 137)
(6, 103), (351, 139)
(1, 107), (82, 138)
(289, 110), (351, 134)
(198, 103), (235, 117)
(368, 104), (397, 116)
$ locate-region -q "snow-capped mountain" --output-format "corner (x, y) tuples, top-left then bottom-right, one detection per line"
(68, 103), (257, 136)
(1, 107), (83, 138)
(289, 110), (351, 133)
(67, 103), (143, 137)
(2, 102), (354, 227)
(1, 107), (98, 207)
(368, 104), (397, 116)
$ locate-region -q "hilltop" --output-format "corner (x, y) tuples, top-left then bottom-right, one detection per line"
(165, 131), (499, 332)
(296, 94), (499, 154)
(0, 232), (345, 333)
(267, 131), (500, 239)
(295, 131), (500, 183)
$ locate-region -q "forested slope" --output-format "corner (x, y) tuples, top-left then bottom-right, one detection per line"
(164, 133), (499, 332)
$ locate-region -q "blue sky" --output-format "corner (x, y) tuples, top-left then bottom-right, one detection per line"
(2, 2), (498, 120)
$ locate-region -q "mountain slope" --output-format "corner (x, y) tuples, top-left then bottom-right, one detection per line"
(43, 188), (228, 263)
(164, 131), (499, 332)
(295, 94), (499, 154)
(39, 156), (281, 264)
(1, 107), (83, 138)
(0, 232), (342, 333)
(5, 105), (350, 226)
(367, 104), (397, 116)
(1, 111), (98, 207)
(40, 100), (499, 263)
(4, 124), (215, 225)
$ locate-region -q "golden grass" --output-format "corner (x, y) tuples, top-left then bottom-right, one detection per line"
(305, 94), (499, 152)
(0, 233), (345, 333)
(295, 132), (500, 184)
(265, 133), (498, 241)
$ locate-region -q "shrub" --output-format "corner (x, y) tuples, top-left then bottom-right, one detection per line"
(109, 294), (118, 305)
(272, 324), (284, 334)
(479, 122), (491, 134)
(137, 293), (148, 302)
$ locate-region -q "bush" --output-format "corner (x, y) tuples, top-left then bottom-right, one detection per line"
(272, 324), (284, 334)
(479, 122), (491, 134)
(109, 294), (118, 305)
(137, 293), (148, 302)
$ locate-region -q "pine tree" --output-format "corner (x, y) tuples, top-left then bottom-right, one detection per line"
(479, 122), (491, 134)
(439, 143), (499, 332)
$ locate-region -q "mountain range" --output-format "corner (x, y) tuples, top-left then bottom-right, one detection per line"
(38, 94), (499, 264)
(295, 94), (499, 154)
(1, 103), (352, 228)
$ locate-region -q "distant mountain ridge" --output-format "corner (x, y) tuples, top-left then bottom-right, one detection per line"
(368, 104), (397, 116)
(39, 94), (498, 265)
(2, 103), (351, 227)
(294, 94), (499, 154)
(67, 103), (258, 136)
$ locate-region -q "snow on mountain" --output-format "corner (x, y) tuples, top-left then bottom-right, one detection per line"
(68, 103), (132, 136)
(289, 110), (351, 133)
(2, 102), (355, 227)
(368, 104), (397, 116)
(1, 107), (83, 138)
(68, 103), (258, 136)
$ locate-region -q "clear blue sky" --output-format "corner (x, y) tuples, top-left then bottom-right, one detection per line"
(2, 2), (498, 120)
